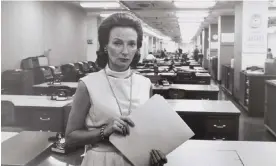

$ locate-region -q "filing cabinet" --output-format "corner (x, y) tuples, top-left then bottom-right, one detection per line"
(239, 71), (276, 116)
(31, 108), (64, 132)
(264, 80), (276, 138)
(13, 106), (67, 132)
(178, 114), (239, 141)
(205, 116), (238, 140)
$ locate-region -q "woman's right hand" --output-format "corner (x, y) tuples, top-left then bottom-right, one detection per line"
(103, 116), (135, 137)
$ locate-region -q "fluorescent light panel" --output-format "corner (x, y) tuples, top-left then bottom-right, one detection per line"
(80, 2), (120, 8)
(143, 27), (171, 41)
(175, 11), (209, 18)
(100, 13), (112, 18)
(269, 10), (276, 17)
(174, 0), (216, 9)
(178, 18), (204, 23)
(179, 22), (201, 42)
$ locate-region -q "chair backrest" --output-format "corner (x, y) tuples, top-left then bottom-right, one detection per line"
(61, 64), (78, 82)
(168, 89), (186, 99)
(42, 67), (54, 82)
(1, 101), (15, 126)
(32, 67), (47, 84)
(82, 62), (90, 72)
(148, 75), (161, 84)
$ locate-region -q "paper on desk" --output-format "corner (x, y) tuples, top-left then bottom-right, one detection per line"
(109, 94), (195, 166)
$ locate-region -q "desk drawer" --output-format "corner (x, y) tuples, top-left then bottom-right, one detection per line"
(205, 132), (235, 140)
(32, 108), (63, 132)
(206, 117), (236, 133)
(187, 91), (218, 100)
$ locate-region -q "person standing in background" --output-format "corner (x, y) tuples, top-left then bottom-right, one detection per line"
(198, 52), (203, 66)
(193, 46), (199, 61)
(267, 48), (273, 59)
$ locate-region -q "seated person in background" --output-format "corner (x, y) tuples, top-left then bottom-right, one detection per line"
(198, 52), (203, 66)
(267, 48), (274, 59)
(145, 52), (156, 60)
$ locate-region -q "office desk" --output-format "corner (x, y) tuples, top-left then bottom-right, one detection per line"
(33, 82), (78, 96)
(1, 132), (19, 143)
(2, 131), (55, 166)
(8, 134), (274, 166)
(166, 140), (276, 166)
(1, 95), (72, 132)
(153, 84), (219, 100)
(168, 100), (240, 140)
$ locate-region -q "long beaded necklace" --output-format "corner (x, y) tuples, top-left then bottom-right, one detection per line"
(104, 69), (133, 116)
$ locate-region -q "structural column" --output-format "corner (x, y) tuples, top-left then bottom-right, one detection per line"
(217, 15), (235, 81)
(202, 27), (209, 69)
(148, 36), (153, 53)
(208, 23), (218, 79)
(233, 1), (268, 98)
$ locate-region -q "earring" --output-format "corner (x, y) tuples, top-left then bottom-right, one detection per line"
(104, 47), (108, 54)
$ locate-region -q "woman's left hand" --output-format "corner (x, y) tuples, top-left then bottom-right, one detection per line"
(150, 149), (167, 166)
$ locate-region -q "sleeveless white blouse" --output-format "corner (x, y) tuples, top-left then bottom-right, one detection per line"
(80, 65), (151, 166)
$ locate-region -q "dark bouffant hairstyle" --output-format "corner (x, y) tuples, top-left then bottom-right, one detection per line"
(96, 12), (143, 68)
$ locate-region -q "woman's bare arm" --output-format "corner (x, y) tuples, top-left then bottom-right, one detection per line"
(65, 81), (102, 147)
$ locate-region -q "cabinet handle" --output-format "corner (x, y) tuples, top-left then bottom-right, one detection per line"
(40, 117), (50, 121)
(213, 137), (225, 140)
(213, 124), (226, 128)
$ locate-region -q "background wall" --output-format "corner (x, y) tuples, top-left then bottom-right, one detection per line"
(1, 1), (87, 71)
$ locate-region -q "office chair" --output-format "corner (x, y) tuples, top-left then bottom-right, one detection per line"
(148, 75), (161, 84)
(1, 101), (15, 126)
(87, 61), (97, 72)
(74, 62), (86, 79)
(42, 67), (54, 82)
(32, 66), (54, 84)
(49, 66), (63, 83)
(168, 89), (186, 99)
(81, 62), (91, 73)
(61, 63), (78, 82)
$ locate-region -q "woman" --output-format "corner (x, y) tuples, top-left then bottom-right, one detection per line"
(65, 13), (167, 166)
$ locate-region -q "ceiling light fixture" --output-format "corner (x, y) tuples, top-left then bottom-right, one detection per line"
(100, 13), (112, 18)
(269, 10), (276, 17)
(80, 2), (121, 8)
(143, 27), (172, 41)
(178, 18), (204, 23)
(174, 0), (216, 9)
(175, 11), (209, 18)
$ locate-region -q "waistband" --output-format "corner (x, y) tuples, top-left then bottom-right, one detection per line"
(86, 141), (118, 152)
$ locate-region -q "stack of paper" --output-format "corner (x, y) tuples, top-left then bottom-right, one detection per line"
(110, 95), (194, 166)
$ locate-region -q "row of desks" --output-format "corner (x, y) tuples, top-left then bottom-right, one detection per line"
(32, 82), (219, 99)
(2, 131), (276, 166)
(2, 95), (239, 140)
